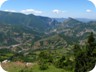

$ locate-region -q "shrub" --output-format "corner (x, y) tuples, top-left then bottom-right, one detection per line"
(39, 61), (49, 70)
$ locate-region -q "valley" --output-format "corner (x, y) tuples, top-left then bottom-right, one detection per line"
(0, 11), (96, 72)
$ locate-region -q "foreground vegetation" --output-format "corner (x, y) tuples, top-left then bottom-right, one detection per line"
(2, 62), (71, 72)
(0, 32), (96, 72)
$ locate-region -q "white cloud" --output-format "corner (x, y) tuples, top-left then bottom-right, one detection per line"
(86, 9), (92, 12)
(52, 9), (60, 14)
(20, 9), (43, 15)
(4, 9), (16, 12)
(52, 9), (66, 14)
(3, 9), (43, 15)
(0, 0), (7, 8)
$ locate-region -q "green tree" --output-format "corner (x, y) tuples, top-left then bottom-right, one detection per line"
(38, 51), (53, 70)
(87, 32), (95, 55)
(73, 44), (81, 56)
(74, 32), (96, 72)
(87, 32), (95, 45)
(55, 55), (66, 68)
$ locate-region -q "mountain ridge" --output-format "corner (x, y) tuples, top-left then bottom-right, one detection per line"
(0, 11), (96, 51)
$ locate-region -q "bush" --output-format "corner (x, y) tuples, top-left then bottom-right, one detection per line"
(54, 55), (73, 71)
(54, 55), (66, 68)
(38, 51), (51, 70)
(39, 61), (49, 70)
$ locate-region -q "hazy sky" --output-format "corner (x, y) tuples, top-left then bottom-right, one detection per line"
(0, 0), (96, 19)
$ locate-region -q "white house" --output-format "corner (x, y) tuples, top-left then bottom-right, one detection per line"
(26, 62), (32, 67)
(2, 60), (10, 64)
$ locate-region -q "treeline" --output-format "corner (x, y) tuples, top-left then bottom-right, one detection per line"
(38, 32), (96, 72)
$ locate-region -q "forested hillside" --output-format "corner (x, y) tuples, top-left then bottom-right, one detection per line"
(0, 11), (96, 72)
(0, 11), (96, 51)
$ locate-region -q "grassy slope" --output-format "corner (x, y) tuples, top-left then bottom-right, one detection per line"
(2, 62), (72, 72)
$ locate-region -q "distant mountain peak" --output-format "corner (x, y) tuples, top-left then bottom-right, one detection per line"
(64, 17), (80, 23)
(68, 17), (74, 20)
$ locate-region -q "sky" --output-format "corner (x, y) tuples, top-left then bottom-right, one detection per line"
(0, 0), (96, 19)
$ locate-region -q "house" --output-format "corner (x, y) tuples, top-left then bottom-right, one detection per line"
(2, 60), (10, 64)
